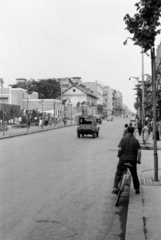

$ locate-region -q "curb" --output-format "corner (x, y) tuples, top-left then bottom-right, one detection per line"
(140, 144), (161, 150)
(125, 176), (145, 240)
(0, 124), (76, 140)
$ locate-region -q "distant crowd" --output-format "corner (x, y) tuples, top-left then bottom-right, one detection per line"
(0, 114), (70, 132)
(123, 116), (161, 144)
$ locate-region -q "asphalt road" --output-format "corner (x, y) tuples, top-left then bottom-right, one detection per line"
(0, 117), (130, 240)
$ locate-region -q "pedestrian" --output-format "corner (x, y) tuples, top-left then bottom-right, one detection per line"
(142, 121), (149, 145)
(44, 115), (48, 126)
(156, 119), (160, 141)
(63, 117), (67, 126)
(112, 126), (141, 195)
(158, 119), (161, 139)
(137, 119), (142, 136)
(39, 117), (43, 129)
(28, 117), (31, 128)
(55, 116), (58, 125)
(122, 124), (128, 138)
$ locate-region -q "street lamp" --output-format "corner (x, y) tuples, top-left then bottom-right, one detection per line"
(125, 37), (145, 128)
(129, 76), (144, 124)
(39, 100), (44, 129)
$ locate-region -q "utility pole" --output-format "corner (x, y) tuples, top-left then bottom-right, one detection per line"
(151, 47), (158, 181)
(142, 49), (145, 144)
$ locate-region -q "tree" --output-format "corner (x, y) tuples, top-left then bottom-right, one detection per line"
(11, 79), (61, 99)
(123, 0), (161, 52)
(11, 81), (28, 90)
(123, 0), (161, 181)
(37, 79), (60, 99)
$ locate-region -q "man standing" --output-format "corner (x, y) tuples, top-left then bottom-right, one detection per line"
(137, 119), (142, 136)
(122, 124), (128, 138)
(112, 126), (141, 194)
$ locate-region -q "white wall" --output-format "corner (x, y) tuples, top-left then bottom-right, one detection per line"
(63, 87), (87, 106)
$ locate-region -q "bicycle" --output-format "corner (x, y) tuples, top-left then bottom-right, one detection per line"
(115, 162), (133, 207)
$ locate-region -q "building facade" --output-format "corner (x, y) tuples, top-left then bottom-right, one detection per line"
(0, 87), (38, 108)
(112, 90), (123, 115)
(0, 87), (62, 114)
(84, 81), (103, 105)
(62, 84), (98, 106)
(103, 86), (113, 114)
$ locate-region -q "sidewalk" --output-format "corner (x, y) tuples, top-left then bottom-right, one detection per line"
(0, 121), (76, 140)
(126, 133), (161, 240)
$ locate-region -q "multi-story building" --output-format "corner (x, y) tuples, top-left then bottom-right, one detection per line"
(103, 86), (113, 114)
(112, 89), (123, 115)
(56, 77), (83, 93)
(84, 81), (103, 105)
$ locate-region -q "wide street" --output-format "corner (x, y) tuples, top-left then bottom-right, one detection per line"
(0, 117), (130, 240)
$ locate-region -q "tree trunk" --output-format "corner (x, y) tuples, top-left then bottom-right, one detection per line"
(151, 47), (158, 181)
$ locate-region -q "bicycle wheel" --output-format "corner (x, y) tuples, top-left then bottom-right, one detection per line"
(115, 174), (126, 207)
(115, 189), (122, 207)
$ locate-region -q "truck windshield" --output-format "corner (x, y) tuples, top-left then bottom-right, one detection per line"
(79, 118), (92, 124)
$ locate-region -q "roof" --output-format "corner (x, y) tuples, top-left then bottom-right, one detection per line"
(72, 77), (81, 79)
(77, 115), (96, 119)
(63, 84), (98, 99)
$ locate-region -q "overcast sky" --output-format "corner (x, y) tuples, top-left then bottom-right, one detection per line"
(0, 0), (161, 111)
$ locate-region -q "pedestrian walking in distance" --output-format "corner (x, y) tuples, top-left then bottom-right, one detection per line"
(39, 118), (43, 129)
(142, 121), (149, 145)
(122, 124), (128, 138)
(158, 119), (161, 139)
(137, 119), (142, 136)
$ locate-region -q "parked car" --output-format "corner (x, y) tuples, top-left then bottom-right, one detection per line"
(77, 115), (100, 138)
(107, 115), (113, 121)
(94, 115), (102, 124)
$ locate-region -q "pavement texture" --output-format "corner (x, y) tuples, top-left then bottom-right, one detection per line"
(0, 121), (76, 140)
(1, 123), (161, 239)
(125, 133), (161, 240)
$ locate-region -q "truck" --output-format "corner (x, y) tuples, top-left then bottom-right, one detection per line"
(77, 115), (100, 138)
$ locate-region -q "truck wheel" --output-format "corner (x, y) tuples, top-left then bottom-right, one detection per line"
(82, 134), (84, 137)
(93, 133), (96, 138)
(77, 133), (80, 138)
(97, 132), (99, 137)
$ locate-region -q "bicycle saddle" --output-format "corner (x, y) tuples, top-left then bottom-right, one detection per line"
(124, 162), (134, 168)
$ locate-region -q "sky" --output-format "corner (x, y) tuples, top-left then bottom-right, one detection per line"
(0, 0), (161, 112)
